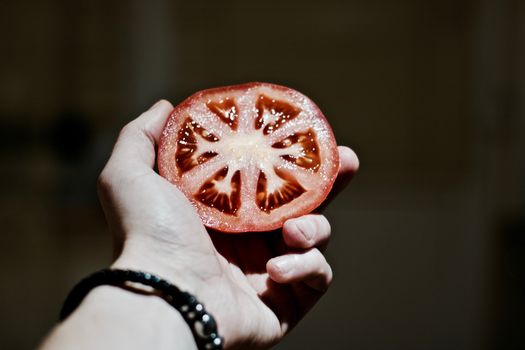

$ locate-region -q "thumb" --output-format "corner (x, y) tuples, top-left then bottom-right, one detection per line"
(106, 100), (174, 173)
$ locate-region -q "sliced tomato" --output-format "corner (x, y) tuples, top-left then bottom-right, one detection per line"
(158, 82), (339, 233)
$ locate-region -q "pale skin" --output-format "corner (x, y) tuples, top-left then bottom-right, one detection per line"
(40, 100), (359, 350)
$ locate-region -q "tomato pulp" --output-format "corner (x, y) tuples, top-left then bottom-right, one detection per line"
(158, 82), (339, 233)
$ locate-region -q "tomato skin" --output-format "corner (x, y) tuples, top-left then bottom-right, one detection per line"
(158, 82), (339, 233)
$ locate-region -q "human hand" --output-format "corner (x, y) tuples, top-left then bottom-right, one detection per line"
(97, 100), (359, 349)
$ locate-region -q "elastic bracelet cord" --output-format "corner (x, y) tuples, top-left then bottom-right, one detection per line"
(60, 269), (223, 350)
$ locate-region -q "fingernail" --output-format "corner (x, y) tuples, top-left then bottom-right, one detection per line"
(296, 220), (313, 241)
(273, 257), (292, 275)
(149, 99), (164, 110)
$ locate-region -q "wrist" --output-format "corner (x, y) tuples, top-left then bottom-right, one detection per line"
(58, 269), (226, 349)
(112, 237), (206, 291)
(47, 285), (198, 350)
(87, 286), (195, 337)
(112, 237), (243, 348)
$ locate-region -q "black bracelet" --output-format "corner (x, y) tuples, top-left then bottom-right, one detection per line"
(60, 269), (223, 350)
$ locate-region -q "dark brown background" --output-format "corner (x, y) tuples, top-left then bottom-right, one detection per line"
(1, 0), (524, 349)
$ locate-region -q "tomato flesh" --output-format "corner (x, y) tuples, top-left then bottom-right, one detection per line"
(158, 82), (339, 233)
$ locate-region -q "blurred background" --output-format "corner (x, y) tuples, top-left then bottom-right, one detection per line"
(1, 0), (524, 349)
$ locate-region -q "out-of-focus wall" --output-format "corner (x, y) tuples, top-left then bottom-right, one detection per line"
(0, 0), (524, 349)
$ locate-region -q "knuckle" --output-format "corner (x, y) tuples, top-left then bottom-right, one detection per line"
(97, 171), (107, 189)
(311, 249), (333, 288)
(120, 119), (152, 145)
(309, 247), (325, 263)
(97, 168), (113, 192)
(310, 249), (330, 273)
(118, 122), (135, 138)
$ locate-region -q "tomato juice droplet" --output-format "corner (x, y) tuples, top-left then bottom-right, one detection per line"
(255, 95), (301, 135)
(158, 82), (340, 233)
(272, 129), (321, 172)
(207, 98), (239, 131)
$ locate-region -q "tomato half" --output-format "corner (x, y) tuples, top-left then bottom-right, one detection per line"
(158, 82), (339, 233)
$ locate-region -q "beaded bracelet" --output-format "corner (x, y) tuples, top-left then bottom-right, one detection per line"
(60, 269), (223, 350)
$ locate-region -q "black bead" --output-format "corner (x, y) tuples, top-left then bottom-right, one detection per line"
(186, 306), (204, 321)
(160, 280), (171, 289)
(204, 336), (223, 349)
(194, 313), (218, 338)
(179, 292), (198, 311)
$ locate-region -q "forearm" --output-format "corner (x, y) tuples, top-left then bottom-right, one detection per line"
(39, 286), (197, 350)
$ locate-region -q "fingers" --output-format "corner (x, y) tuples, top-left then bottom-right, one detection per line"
(106, 100), (174, 172)
(317, 145), (359, 211)
(337, 145), (360, 184)
(267, 248), (333, 292)
(282, 214), (331, 250)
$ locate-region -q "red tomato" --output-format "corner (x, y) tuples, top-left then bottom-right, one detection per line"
(158, 82), (339, 233)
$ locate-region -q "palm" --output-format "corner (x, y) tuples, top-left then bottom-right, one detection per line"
(105, 160), (350, 349)
(149, 168), (347, 349)
(145, 175), (318, 347)
(100, 101), (359, 349)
